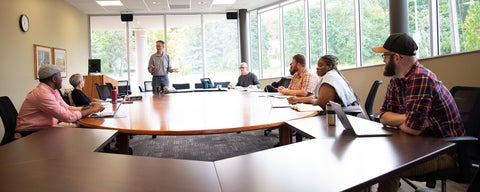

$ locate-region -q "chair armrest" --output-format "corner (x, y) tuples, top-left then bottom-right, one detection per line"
(442, 136), (478, 144)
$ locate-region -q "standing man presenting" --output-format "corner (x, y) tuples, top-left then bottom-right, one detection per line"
(148, 40), (178, 94)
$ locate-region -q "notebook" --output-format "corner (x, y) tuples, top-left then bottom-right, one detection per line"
(92, 103), (122, 118)
(329, 101), (392, 137)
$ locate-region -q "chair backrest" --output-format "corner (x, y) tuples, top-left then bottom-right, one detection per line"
(144, 81), (153, 92)
(95, 83), (112, 101)
(364, 80), (382, 121)
(117, 80), (130, 97)
(0, 96), (18, 145)
(172, 83), (190, 90)
(194, 83), (203, 89)
(450, 86), (480, 161)
(214, 81), (230, 88)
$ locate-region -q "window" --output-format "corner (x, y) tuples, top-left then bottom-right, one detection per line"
(260, 7), (282, 78)
(308, 0), (324, 66)
(204, 14), (240, 84)
(360, 0), (390, 66)
(325, 0), (356, 68)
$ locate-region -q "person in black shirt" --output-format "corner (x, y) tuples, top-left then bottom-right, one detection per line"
(69, 73), (91, 106)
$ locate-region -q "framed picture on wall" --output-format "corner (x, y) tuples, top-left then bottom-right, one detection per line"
(34, 44), (52, 79)
(53, 48), (67, 78)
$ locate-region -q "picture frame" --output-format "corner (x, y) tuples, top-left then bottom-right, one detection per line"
(53, 48), (67, 78)
(34, 44), (52, 79)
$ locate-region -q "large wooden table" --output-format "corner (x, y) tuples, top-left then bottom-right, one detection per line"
(215, 115), (456, 192)
(0, 116), (455, 191)
(78, 90), (319, 153)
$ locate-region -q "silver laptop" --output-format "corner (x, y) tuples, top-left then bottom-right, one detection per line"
(92, 103), (122, 118)
(329, 101), (392, 137)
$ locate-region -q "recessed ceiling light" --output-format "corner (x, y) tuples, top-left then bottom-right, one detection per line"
(96, 1), (123, 6)
(212, 0), (236, 5)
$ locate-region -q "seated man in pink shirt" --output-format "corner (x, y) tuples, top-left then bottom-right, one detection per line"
(16, 64), (104, 134)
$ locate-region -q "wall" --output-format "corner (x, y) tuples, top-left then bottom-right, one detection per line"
(0, 0), (89, 109)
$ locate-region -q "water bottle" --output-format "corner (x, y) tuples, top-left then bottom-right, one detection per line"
(326, 102), (335, 126)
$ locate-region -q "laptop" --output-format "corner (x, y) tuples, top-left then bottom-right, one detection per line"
(92, 103), (122, 118)
(329, 101), (392, 137)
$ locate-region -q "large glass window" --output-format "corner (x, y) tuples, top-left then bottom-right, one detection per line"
(165, 15), (202, 86)
(409, 0), (432, 58)
(325, 0), (356, 68)
(260, 7), (282, 78)
(360, 0), (390, 66)
(457, 0), (480, 52)
(308, 0), (324, 66)
(283, 0), (306, 70)
(90, 16), (128, 80)
(249, 10), (260, 77)
(204, 14), (240, 84)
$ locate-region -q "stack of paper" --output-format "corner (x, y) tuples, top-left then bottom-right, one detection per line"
(291, 103), (323, 112)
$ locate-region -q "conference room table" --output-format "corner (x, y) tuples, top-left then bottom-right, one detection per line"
(215, 115), (456, 192)
(78, 90), (319, 154)
(1, 111), (455, 191)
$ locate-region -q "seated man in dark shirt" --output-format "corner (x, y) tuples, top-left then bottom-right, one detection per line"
(228, 62), (260, 89)
(69, 73), (91, 106)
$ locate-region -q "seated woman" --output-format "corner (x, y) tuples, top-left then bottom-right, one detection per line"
(69, 73), (91, 106)
(287, 55), (358, 109)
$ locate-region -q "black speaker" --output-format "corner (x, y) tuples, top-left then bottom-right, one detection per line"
(121, 14), (133, 22)
(226, 12), (238, 20)
(88, 59), (101, 73)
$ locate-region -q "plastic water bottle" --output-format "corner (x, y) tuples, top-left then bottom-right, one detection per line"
(326, 102), (335, 126)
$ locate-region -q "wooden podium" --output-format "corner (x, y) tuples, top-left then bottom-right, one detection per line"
(83, 75), (118, 99)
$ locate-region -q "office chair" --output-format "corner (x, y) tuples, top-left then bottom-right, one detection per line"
(214, 81), (230, 88)
(0, 96), (17, 145)
(117, 80), (130, 97)
(363, 80), (382, 122)
(194, 83), (203, 89)
(402, 86), (480, 192)
(144, 81), (153, 92)
(95, 83), (112, 101)
(467, 167), (480, 192)
(172, 83), (190, 90)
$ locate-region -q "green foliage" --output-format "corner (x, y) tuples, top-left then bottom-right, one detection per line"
(462, 1), (480, 51)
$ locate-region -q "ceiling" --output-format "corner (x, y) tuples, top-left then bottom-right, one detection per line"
(65, 0), (282, 15)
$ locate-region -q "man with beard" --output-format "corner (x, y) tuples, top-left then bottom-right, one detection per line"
(16, 64), (104, 134)
(277, 54), (319, 97)
(372, 33), (464, 191)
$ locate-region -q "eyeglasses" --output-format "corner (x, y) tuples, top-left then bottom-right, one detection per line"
(239, 67), (246, 69)
(381, 53), (394, 59)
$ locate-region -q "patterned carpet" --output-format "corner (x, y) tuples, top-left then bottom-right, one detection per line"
(129, 129), (280, 161)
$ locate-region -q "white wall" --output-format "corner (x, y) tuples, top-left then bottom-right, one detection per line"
(0, 0), (89, 109)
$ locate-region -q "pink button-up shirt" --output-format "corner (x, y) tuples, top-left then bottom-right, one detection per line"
(16, 83), (83, 131)
(288, 68), (319, 96)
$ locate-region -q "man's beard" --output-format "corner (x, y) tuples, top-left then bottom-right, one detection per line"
(383, 57), (395, 77)
(290, 66), (297, 75)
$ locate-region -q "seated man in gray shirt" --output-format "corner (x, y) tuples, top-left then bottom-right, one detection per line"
(228, 62), (260, 89)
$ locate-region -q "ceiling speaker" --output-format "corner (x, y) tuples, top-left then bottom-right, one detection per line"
(121, 14), (133, 22)
(226, 12), (238, 20)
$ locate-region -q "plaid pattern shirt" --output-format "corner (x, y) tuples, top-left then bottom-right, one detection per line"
(288, 68), (319, 96)
(380, 61), (464, 137)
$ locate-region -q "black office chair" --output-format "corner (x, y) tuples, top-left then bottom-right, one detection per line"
(95, 83), (112, 101)
(0, 96), (17, 145)
(117, 80), (131, 97)
(402, 86), (480, 192)
(172, 83), (190, 90)
(468, 167), (480, 192)
(144, 81), (153, 92)
(364, 80), (382, 122)
(194, 83), (203, 89)
(214, 81), (230, 88)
